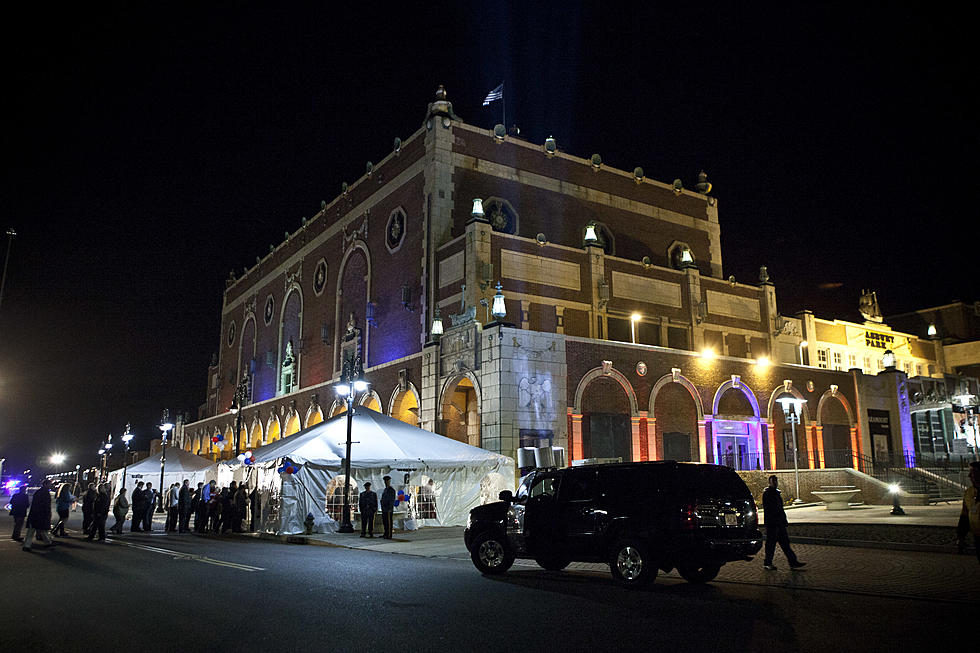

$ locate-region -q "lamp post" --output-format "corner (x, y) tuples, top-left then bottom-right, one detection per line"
(121, 424), (134, 489)
(776, 397), (807, 504)
(158, 409), (174, 512)
(335, 354), (368, 534)
(230, 375), (250, 458)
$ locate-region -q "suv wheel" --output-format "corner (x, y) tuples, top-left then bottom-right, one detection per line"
(677, 564), (721, 584)
(471, 532), (514, 575)
(609, 538), (656, 588)
(535, 555), (571, 571)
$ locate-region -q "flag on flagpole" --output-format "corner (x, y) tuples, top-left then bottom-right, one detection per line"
(483, 83), (504, 106)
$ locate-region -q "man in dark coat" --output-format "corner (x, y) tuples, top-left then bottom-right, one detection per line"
(380, 475), (396, 539)
(762, 475), (806, 570)
(81, 483), (97, 534)
(130, 481), (145, 532)
(9, 485), (30, 541)
(178, 479), (192, 533)
(23, 479), (55, 551)
(358, 482), (378, 538)
(142, 481), (157, 531)
(86, 483), (110, 541)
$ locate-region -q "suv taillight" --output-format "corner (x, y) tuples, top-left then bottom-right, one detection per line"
(680, 502), (698, 530)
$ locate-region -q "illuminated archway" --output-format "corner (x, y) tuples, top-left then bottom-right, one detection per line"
(266, 415), (281, 444)
(389, 384), (421, 427)
(710, 380), (764, 470)
(359, 390), (382, 413)
(249, 419), (263, 449)
(439, 373), (481, 446)
(305, 405), (323, 428)
(283, 411), (301, 437)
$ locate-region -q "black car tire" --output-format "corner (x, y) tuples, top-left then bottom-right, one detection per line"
(677, 564), (721, 583)
(535, 555), (571, 571)
(609, 538), (656, 588)
(471, 532), (514, 575)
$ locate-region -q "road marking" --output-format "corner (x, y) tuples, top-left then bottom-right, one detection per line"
(107, 539), (265, 571)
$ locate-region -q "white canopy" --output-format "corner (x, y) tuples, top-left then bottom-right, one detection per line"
(108, 447), (218, 495)
(232, 408), (515, 534)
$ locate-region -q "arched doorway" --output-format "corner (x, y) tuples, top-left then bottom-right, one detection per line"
(581, 376), (633, 462)
(360, 390), (382, 413)
(266, 415), (281, 444)
(249, 420), (263, 449)
(283, 411), (301, 437)
(653, 382), (700, 462)
(817, 391), (856, 468)
(440, 375), (480, 446)
(390, 385), (420, 427)
(712, 383), (764, 470)
(305, 405), (323, 428)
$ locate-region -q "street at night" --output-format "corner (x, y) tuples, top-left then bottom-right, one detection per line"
(1, 510), (976, 652)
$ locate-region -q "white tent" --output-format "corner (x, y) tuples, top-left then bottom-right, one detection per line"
(231, 408), (515, 535)
(108, 447), (218, 496)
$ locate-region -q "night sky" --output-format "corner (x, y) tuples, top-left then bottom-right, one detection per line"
(1, 4), (975, 476)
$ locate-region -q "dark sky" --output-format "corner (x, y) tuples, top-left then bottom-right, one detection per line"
(1, 3), (975, 475)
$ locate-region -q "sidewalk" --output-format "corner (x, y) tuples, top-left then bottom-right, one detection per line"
(249, 502), (971, 558)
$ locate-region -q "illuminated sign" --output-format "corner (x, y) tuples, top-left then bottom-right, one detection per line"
(865, 331), (895, 350)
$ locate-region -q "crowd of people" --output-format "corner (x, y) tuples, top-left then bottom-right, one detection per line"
(10, 477), (261, 551)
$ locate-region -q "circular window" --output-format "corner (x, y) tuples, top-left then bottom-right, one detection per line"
(386, 208), (406, 253)
(483, 198), (518, 235)
(312, 259), (327, 296)
(264, 295), (275, 325)
(227, 320), (237, 347)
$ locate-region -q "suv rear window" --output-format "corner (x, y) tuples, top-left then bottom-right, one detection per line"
(674, 465), (751, 501)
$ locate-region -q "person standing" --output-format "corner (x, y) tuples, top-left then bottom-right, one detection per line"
(233, 483), (248, 533)
(23, 479), (55, 552)
(81, 483), (97, 535)
(165, 483), (179, 532)
(142, 482), (157, 531)
(86, 484), (110, 541)
(130, 481), (145, 532)
(196, 481), (213, 533)
(358, 482), (378, 538)
(9, 485), (30, 541)
(761, 475), (806, 570)
(957, 461), (980, 564)
(380, 475), (396, 539)
(53, 482), (75, 537)
(110, 488), (129, 535)
(178, 479), (192, 533)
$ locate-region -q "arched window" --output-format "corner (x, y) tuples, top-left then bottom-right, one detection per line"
(279, 289), (302, 395)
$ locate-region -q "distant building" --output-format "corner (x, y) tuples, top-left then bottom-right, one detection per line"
(178, 87), (947, 481)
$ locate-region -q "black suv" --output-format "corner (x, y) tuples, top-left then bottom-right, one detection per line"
(464, 461), (763, 587)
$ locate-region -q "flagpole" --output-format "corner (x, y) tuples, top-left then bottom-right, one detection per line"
(501, 81), (506, 132)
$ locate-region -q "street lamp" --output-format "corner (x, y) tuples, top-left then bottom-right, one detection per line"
(776, 396), (807, 505)
(50, 453), (66, 467)
(888, 483), (905, 515)
(121, 424), (134, 489)
(158, 409), (174, 512)
(335, 354), (368, 533)
(230, 375), (250, 458)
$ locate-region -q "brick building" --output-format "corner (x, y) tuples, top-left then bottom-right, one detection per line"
(178, 87), (916, 479)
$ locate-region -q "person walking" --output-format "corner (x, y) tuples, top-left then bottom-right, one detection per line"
(165, 483), (179, 532)
(761, 475), (806, 570)
(110, 488), (129, 535)
(380, 475), (396, 539)
(142, 481), (157, 531)
(86, 483), (110, 541)
(23, 479), (55, 552)
(81, 483), (97, 535)
(178, 479), (192, 533)
(358, 482), (378, 538)
(130, 481), (145, 532)
(52, 482), (75, 537)
(957, 460), (980, 564)
(9, 484), (30, 541)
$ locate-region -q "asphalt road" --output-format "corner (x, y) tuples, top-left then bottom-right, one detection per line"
(0, 511), (976, 653)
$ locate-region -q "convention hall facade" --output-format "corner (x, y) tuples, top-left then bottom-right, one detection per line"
(175, 87), (968, 490)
